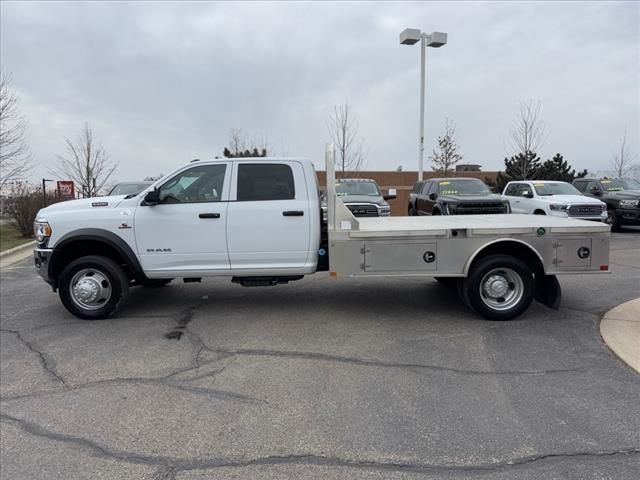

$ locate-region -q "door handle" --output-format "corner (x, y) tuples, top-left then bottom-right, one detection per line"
(283, 210), (304, 216)
(198, 213), (220, 219)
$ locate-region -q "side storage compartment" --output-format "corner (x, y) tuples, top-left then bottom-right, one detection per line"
(555, 238), (592, 269)
(363, 242), (437, 273)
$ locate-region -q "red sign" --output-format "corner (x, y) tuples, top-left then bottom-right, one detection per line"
(57, 181), (75, 199)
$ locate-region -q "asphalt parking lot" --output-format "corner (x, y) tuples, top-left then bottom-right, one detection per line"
(1, 230), (639, 480)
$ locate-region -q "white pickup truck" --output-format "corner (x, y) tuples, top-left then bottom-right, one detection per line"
(33, 146), (610, 321)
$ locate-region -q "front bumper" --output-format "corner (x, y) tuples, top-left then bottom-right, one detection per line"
(616, 208), (640, 225)
(34, 248), (54, 286)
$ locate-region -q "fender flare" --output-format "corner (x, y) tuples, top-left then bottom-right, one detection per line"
(462, 238), (545, 276)
(50, 228), (145, 281)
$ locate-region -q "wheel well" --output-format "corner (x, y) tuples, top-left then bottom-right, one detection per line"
(466, 240), (544, 277)
(533, 209), (546, 215)
(50, 240), (135, 283)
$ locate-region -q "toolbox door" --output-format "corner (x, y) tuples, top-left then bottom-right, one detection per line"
(555, 238), (592, 269)
(364, 243), (437, 272)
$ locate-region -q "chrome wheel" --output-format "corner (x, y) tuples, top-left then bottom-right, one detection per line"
(479, 268), (524, 311)
(70, 268), (112, 311)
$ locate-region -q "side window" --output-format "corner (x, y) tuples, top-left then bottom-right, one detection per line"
(237, 164), (295, 201)
(586, 181), (600, 193)
(421, 182), (431, 195)
(504, 184), (518, 196)
(573, 181), (586, 192)
(429, 182), (439, 196)
(159, 164), (226, 204)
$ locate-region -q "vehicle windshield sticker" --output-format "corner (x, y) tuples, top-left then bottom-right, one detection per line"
(601, 180), (611, 183)
(440, 189), (458, 195)
(439, 181), (451, 185)
(534, 183), (545, 187)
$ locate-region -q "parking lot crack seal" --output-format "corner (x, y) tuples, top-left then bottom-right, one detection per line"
(215, 348), (586, 376)
(2, 414), (637, 475)
(0, 329), (67, 386)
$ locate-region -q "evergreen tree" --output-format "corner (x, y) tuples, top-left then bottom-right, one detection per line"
(538, 153), (587, 182)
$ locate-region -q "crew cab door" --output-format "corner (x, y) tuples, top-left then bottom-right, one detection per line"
(226, 161), (311, 270)
(416, 181), (432, 215)
(503, 183), (530, 214)
(133, 162), (231, 274)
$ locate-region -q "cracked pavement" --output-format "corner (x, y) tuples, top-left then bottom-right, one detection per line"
(1, 231), (639, 479)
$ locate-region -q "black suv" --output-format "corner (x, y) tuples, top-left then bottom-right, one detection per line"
(408, 177), (510, 216)
(573, 178), (640, 231)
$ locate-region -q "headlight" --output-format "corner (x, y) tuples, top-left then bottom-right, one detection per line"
(379, 206), (391, 216)
(600, 203), (607, 212)
(549, 204), (568, 211)
(619, 199), (639, 208)
(33, 220), (52, 244)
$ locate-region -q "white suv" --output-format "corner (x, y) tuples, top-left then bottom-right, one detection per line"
(502, 180), (607, 221)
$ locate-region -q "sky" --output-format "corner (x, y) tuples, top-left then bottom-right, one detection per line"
(1, 0), (639, 184)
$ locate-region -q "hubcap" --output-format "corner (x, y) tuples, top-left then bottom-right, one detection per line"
(479, 268), (524, 311)
(70, 269), (112, 311)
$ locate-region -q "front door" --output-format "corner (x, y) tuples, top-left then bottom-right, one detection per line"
(133, 162), (231, 275)
(226, 161), (311, 270)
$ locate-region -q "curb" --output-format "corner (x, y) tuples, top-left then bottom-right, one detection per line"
(600, 298), (640, 373)
(0, 240), (36, 269)
(0, 240), (36, 258)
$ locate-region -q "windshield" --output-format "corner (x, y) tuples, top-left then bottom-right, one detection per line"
(335, 180), (381, 196)
(438, 179), (490, 196)
(601, 179), (640, 191)
(533, 182), (581, 196)
(109, 183), (150, 196)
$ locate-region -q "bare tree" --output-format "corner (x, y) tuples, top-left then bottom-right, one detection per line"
(223, 128), (270, 157)
(0, 72), (32, 187)
(51, 123), (117, 197)
(429, 118), (463, 177)
(506, 100), (548, 177)
(611, 129), (634, 177)
(327, 103), (367, 175)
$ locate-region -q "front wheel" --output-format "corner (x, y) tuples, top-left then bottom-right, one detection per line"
(58, 255), (129, 320)
(461, 254), (534, 321)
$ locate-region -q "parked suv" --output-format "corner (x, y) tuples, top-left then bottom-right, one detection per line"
(408, 178), (509, 215)
(502, 180), (607, 222)
(573, 178), (640, 230)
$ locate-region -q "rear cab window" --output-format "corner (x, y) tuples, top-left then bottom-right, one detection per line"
(237, 164), (295, 201)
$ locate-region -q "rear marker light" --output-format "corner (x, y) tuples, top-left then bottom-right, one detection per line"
(330, 271), (337, 277)
(600, 265), (609, 271)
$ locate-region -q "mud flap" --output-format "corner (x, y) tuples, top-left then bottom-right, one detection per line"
(535, 274), (561, 310)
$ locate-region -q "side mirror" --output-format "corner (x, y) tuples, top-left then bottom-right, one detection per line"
(524, 191), (534, 198)
(383, 188), (397, 201)
(590, 187), (602, 196)
(143, 188), (160, 206)
(429, 193), (437, 201)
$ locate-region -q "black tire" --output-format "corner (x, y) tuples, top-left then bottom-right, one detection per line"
(606, 209), (621, 232)
(408, 206), (416, 216)
(462, 254), (534, 321)
(432, 209), (441, 216)
(434, 277), (458, 289)
(142, 279), (173, 288)
(58, 255), (129, 320)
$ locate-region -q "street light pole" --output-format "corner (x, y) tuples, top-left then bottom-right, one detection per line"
(399, 28), (447, 182)
(42, 178), (54, 207)
(418, 36), (426, 181)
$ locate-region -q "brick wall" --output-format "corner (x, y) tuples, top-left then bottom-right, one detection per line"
(316, 170), (500, 216)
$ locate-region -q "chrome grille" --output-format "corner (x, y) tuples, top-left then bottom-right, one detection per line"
(568, 205), (601, 217)
(346, 204), (379, 217)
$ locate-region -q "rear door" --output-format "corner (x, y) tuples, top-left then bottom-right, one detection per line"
(416, 181), (431, 215)
(503, 183), (528, 214)
(226, 161), (311, 270)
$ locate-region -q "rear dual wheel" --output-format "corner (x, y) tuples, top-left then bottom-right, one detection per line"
(458, 254), (534, 321)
